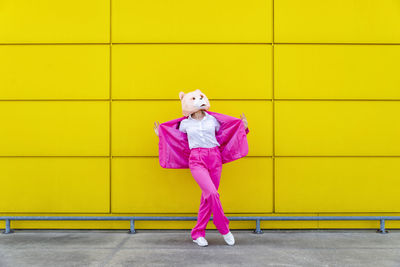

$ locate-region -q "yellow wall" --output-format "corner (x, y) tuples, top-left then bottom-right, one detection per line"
(1, 0), (400, 230)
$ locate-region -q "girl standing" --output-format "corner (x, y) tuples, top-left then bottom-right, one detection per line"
(154, 89), (248, 247)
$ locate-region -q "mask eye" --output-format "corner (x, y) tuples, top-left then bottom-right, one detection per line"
(192, 97), (195, 100)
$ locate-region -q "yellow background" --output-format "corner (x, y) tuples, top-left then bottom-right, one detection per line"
(1, 0), (400, 230)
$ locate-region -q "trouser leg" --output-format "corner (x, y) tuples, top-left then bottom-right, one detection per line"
(191, 192), (211, 240)
(189, 147), (230, 240)
(208, 148), (230, 234)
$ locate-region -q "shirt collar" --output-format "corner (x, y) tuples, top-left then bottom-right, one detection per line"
(189, 110), (208, 121)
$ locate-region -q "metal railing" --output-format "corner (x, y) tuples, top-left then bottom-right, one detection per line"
(1, 215), (397, 234)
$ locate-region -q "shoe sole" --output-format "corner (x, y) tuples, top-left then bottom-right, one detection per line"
(193, 240), (208, 247)
(224, 238), (235, 245)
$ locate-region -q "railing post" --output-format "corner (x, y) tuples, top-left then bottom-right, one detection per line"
(2, 219), (14, 234)
(128, 219), (136, 234)
(377, 218), (388, 234)
(253, 219), (263, 234)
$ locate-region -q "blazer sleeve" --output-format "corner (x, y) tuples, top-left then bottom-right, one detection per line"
(158, 120), (191, 169)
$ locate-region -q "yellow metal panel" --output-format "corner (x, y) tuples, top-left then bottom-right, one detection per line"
(274, 0), (400, 43)
(0, 101), (109, 156)
(274, 45), (400, 99)
(112, 157), (272, 213)
(112, 0), (272, 43)
(214, 100), (272, 157)
(275, 101), (400, 156)
(0, 0), (110, 43)
(112, 100), (271, 156)
(0, 158), (109, 213)
(2, 0), (400, 229)
(0, 45), (110, 99)
(112, 44), (272, 99)
(220, 157), (272, 213)
(275, 157), (400, 213)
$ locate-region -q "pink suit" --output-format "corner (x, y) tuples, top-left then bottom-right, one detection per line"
(158, 110), (250, 239)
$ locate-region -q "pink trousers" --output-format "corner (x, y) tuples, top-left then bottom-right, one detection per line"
(189, 146), (230, 240)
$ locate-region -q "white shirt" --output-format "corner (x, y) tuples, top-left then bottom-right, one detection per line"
(179, 112), (221, 149)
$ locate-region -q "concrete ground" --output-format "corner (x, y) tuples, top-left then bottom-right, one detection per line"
(0, 229), (399, 267)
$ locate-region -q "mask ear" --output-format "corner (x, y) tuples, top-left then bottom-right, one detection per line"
(179, 91), (185, 100)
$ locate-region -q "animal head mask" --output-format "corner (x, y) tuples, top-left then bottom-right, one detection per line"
(179, 89), (210, 117)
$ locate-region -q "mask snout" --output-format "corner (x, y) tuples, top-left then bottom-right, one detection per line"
(194, 97), (207, 108)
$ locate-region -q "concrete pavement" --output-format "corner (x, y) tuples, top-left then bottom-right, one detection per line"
(1, 229), (400, 266)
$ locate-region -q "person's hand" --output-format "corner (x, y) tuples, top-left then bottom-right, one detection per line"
(240, 113), (248, 129)
(154, 121), (161, 136)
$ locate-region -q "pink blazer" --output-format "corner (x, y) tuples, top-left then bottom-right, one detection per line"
(158, 110), (250, 169)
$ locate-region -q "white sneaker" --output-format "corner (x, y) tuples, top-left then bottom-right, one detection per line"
(193, 236), (208, 247)
(222, 231), (235, 245)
